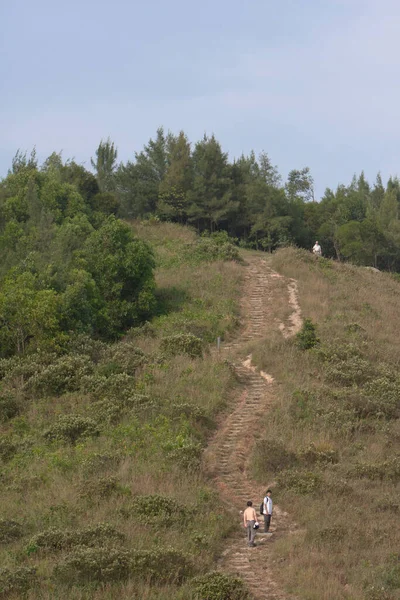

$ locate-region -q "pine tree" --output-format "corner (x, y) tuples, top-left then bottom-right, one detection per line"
(157, 131), (192, 222)
(188, 135), (237, 231)
(91, 138), (118, 193)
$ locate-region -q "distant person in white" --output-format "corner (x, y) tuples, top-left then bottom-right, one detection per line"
(312, 241), (322, 256)
(262, 489), (273, 532)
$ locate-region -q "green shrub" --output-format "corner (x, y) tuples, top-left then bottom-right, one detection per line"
(356, 377), (400, 419)
(0, 566), (36, 597)
(66, 334), (108, 363)
(161, 333), (204, 358)
(26, 355), (93, 395)
(350, 457), (400, 482)
(277, 469), (323, 494)
(88, 393), (151, 424)
(190, 233), (241, 263)
(28, 523), (124, 553)
(53, 546), (193, 586)
(300, 442), (339, 466)
(80, 372), (136, 399)
(0, 352), (55, 383)
(53, 546), (132, 585)
(0, 391), (19, 422)
(130, 547), (194, 584)
(127, 494), (189, 526)
(325, 355), (372, 386)
(296, 318), (319, 350)
(102, 342), (147, 375)
(168, 442), (202, 470)
(0, 520), (24, 544)
(44, 415), (99, 445)
(192, 571), (250, 600)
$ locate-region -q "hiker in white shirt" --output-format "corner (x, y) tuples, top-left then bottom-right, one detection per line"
(312, 241), (322, 256)
(262, 489), (273, 532)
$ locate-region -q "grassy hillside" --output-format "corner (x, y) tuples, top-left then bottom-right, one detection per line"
(250, 248), (400, 600)
(0, 222), (244, 599)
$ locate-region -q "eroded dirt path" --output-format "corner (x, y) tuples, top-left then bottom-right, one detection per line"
(204, 256), (302, 600)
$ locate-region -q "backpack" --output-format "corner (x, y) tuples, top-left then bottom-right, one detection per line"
(259, 501), (264, 515)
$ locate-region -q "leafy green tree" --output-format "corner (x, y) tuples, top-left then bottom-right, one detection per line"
(286, 167), (314, 203)
(80, 216), (156, 336)
(0, 271), (60, 355)
(60, 269), (103, 333)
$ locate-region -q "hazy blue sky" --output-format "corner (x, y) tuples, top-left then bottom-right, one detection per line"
(2, 0), (400, 197)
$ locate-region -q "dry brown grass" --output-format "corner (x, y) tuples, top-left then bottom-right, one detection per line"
(251, 248), (400, 600)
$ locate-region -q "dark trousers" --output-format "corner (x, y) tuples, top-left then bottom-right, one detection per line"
(246, 521), (256, 546)
(264, 514), (271, 532)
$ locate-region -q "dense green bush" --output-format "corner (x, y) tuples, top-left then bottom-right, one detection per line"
(26, 354), (93, 395)
(161, 333), (204, 358)
(192, 571), (250, 600)
(53, 546), (132, 585)
(190, 233), (241, 263)
(296, 318), (319, 350)
(53, 546), (193, 586)
(28, 523), (124, 553)
(277, 469), (323, 494)
(127, 494), (189, 526)
(0, 353), (54, 384)
(168, 442), (203, 470)
(88, 393), (151, 424)
(130, 547), (194, 584)
(325, 355), (372, 386)
(44, 415), (99, 445)
(80, 372), (136, 399)
(0, 520), (24, 544)
(101, 342), (147, 375)
(0, 566), (36, 597)
(65, 334), (108, 362)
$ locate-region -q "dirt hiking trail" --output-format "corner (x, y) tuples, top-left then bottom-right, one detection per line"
(204, 256), (302, 600)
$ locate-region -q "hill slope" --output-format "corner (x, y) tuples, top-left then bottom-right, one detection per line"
(249, 248), (400, 600)
(0, 222), (244, 599)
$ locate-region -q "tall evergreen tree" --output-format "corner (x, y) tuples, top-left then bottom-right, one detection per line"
(188, 135), (237, 231)
(91, 138), (118, 193)
(157, 131), (192, 222)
